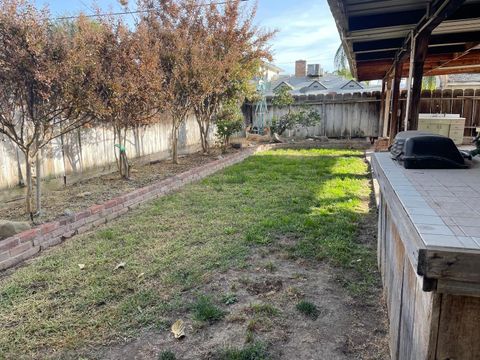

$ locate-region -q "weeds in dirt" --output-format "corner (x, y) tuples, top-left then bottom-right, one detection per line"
(215, 341), (270, 360)
(264, 261), (277, 272)
(296, 300), (320, 320)
(222, 293), (238, 305)
(158, 350), (176, 360)
(192, 295), (226, 323)
(248, 303), (280, 317)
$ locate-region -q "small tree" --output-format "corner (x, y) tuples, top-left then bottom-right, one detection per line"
(270, 86), (321, 136)
(190, 0), (274, 154)
(215, 100), (243, 152)
(0, 1), (96, 214)
(140, 0), (204, 164)
(83, 16), (162, 178)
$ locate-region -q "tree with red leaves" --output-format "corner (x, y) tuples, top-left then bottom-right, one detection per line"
(0, 0), (97, 215)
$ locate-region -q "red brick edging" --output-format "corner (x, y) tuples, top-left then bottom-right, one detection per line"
(0, 145), (276, 271)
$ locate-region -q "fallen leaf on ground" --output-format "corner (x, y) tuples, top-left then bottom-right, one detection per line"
(114, 262), (126, 270)
(171, 319), (185, 339)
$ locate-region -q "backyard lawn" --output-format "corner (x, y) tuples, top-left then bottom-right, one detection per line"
(0, 148), (388, 359)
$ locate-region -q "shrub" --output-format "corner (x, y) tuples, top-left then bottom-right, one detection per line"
(215, 101), (243, 152)
(270, 86), (321, 136)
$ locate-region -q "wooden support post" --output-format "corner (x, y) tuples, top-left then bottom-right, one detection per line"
(409, 34), (430, 130)
(383, 77), (392, 138)
(379, 79), (386, 136)
(389, 61), (402, 142)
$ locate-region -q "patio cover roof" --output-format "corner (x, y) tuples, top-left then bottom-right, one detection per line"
(328, 0), (480, 81)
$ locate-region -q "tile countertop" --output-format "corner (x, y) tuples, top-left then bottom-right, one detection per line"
(373, 152), (480, 252)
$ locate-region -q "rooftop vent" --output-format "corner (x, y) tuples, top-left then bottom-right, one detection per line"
(307, 64), (323, 77)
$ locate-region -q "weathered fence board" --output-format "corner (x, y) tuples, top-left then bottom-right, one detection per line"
(258, 92), (382, 139)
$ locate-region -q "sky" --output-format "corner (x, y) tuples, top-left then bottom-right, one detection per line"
(35, 0), (342, 75)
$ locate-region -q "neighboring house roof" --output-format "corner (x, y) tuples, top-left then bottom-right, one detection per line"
(272, 81), (294, 91)
(341, 79), (363, 90)
(267, 74), (377, 95)
(299, 80), (327, 92)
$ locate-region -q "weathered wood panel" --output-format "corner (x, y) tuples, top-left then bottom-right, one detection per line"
(418, 249), (480, 284)
(398, 256), (417, 360)
(436, 295), (480, 359)
(387, 221), (406, 359)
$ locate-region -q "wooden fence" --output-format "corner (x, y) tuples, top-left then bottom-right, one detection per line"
(0, 115), (208, 190)
(244, 91), (383, 139)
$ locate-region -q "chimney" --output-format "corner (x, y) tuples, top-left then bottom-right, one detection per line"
(295, 60), (307, 77)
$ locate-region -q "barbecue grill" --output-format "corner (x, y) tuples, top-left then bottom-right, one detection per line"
(390, 131), (468, 169)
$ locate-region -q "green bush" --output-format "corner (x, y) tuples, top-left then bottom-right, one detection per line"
(215, 100), (243, 152)
(270, 86), (321, 135)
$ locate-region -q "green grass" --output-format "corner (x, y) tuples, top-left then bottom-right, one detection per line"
(215, 342), (270, 360)
(296, 300), (320, 320)
(158, 350), (176, 360)
(0, 148), (376, 358)
(248, 303), (280, 317)
(192, 295), (226, 323)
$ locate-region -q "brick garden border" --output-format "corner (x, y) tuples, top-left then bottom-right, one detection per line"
(0, 144), (280, 271)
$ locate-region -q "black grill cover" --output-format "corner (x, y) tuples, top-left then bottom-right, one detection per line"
(390, 131), (467, 169)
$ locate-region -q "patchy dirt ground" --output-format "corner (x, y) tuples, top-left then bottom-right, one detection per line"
(0, 148), (238, 224)
(90, 202), (389, 360)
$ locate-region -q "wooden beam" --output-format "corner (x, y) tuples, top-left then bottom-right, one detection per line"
(418, 0), (467, 37)
(424, 46), (480, 75)
(409, 34), (430, 130)
(379, 79), (386, 137)
(389, 61), (403, 142)
(382, 77), (393, 138)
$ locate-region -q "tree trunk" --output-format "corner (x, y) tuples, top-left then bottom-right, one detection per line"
(200, 126), (208, 154)
(172, 124), (179, 164)
(35, 150), (41, 215)
(16, 146), (25, 187)
(195, 116), (206, 154)
(115, 126), (123, 176)
(25, 156), (33, 215)
(77, 128), (84, 172)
